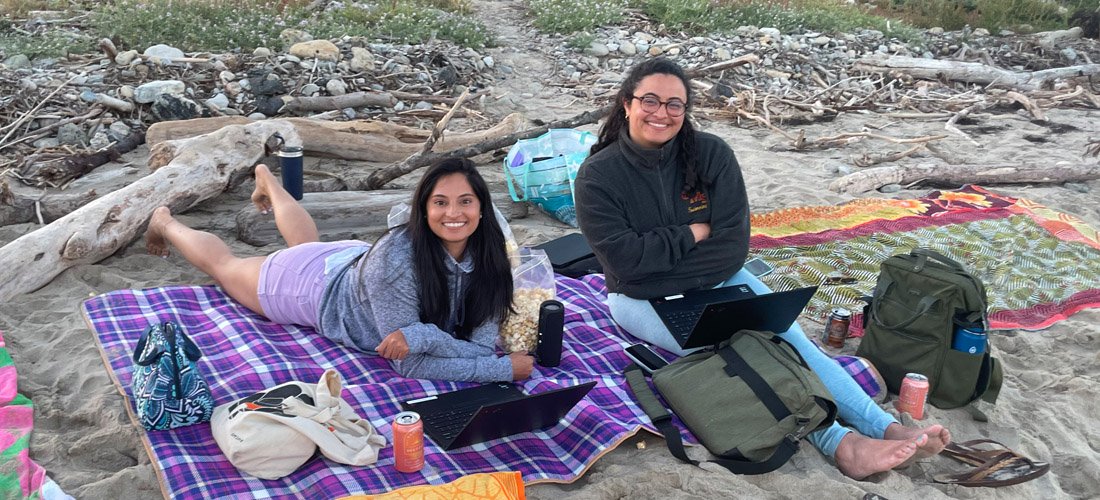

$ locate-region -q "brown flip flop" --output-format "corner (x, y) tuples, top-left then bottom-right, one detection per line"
(934, 446), (1051, 487)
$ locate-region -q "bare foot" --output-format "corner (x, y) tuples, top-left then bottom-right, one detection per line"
(834, 432), (926, 480)
(884, 422), (951, 459)
(145, 206), (174, 257)
(251, 164), (276, 214)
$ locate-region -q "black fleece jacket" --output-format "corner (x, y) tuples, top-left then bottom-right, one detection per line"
(574, 129), (750, 299)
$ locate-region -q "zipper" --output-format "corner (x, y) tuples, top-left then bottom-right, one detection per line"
(165, 322), (184, 399)
(654, 149), (672, 224)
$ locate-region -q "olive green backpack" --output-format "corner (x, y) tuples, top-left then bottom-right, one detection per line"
(626, 330), (837, 474)
(856, 249), (1003, 415)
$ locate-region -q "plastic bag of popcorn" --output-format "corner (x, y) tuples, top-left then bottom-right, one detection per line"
(499, 248), (555, 353)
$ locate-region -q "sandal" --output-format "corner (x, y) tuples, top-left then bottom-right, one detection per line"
(934, 440), (1050, 487)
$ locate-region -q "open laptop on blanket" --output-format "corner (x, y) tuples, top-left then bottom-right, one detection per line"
(649, 285), (819, 349)
(402, 381), (597, 451)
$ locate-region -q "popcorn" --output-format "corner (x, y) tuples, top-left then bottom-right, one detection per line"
(499, 287), (554, 353)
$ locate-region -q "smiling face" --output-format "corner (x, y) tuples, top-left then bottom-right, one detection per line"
(426, 172), (481, 259)
(625, 73), (687, 149)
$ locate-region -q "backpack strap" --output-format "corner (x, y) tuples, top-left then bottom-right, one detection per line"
(624, 366), (694, 466)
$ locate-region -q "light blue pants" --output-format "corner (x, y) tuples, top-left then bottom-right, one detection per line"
(608, 268), (898, 458)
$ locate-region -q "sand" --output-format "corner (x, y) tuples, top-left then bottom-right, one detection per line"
(2, 104), (1098, 499)
(3, 6), (1100, 498)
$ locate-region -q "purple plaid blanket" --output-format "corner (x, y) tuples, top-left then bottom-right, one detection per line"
(84, 274), (880, 499)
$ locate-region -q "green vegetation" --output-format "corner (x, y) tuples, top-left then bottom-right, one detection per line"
(2, 0), (492, 60)
(1, 0), (1093, 61)
(525, 0), (1089, 41)
(526, 0), (626, 33)
(308, 2), (494, 48)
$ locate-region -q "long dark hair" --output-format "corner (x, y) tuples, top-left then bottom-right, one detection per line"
(405, 158), (513, 339)
(591, 57), (702, 195)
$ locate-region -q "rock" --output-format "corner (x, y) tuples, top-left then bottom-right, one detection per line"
(714, 47), (732, 60)
(253, 47), (273, 58)
(482, 55), (494, 68)
(289, 40), (340, 61)
(587, 43), (610, 57)
(224, 81), (242, 97)
(219, 70), (236, 83)
(301, 83), (320, 96)
(879, 183), (902, 193)
(108, 121), (132, 140)
(33, 137), (60, 148)
(648, 45), (665, 56)
(134, 80), (185, 104)
(152, 94), (205, 121)
(759, 27), (782, 40)
(206, 93), (230, 110)
(114, 49), (139, 65)
(929, 27), (944, 35)
(4, 54), (31, 69)
(118, 85), (134, 99)
(349, 47), (375, 72)
(812, 36), (831, 46)
(143, 44), (185, 62)
(326, 79), (347, 96)
(619, 41), (637, 55)
(247, 112), (267, 120)
(414, 101), (433, 110)
(89, 130), (112, 149)
(1061, 47), (1078, 61)
(973, 28), (990, 36)
(248, 72), (285, 96)
(280, 29), (313, 48)
(735, 25), (758, 37)
(57, 123), (85, 146)
(253, 94), (286, 115)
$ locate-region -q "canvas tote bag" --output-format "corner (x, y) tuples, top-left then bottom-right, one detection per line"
(211, 369), (387, 480)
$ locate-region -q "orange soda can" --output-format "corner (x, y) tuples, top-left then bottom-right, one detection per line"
(896, 373), (929, 420)
(393, 411), (424, 473)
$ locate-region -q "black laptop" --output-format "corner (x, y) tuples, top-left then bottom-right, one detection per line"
(650, 285), (819, 349)
(401, 381), (596, 451)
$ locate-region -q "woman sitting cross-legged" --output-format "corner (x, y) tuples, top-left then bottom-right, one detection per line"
(573, 57), (951, 479)
(144, 158), (534, 383)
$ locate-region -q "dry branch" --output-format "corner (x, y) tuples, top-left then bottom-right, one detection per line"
(854, 55), (1100, 92)
(830, 162), (1100, 194)
(280, 91), (397, 114)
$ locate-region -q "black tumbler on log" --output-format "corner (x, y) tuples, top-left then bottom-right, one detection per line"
(278, 145), (304, 201)
(536, 300), (564, 367)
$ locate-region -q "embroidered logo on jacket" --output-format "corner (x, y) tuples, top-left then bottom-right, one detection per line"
(683, 190), (709, 213)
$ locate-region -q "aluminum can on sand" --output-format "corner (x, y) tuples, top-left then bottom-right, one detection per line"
(896, 373), (929, 420)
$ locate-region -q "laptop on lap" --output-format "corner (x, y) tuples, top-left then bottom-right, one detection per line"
(401, 381), (596, 451)
(650, 285), (819, 349)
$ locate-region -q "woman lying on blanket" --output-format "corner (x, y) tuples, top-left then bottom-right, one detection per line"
(573, 57), (951, 480)
(144, 158), (535, 383)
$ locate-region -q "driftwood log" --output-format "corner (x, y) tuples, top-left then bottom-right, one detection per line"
(829, 162), (1100, 193)
(235, 190), (527, 246)
(853, 55), (1100, 92)
(280, 91), (398, 114)
(17, 129), (145, 188)
(145, 114), (526, 162)
(0, 120), (299, 302)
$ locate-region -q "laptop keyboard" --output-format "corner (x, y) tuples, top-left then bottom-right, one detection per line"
(422, 400), (487, 440)
(665, 306), (705, 339)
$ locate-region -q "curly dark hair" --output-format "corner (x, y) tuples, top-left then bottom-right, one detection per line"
(590, 57), (702, 195)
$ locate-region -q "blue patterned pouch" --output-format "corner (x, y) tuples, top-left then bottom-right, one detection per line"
(131, 321), (215, 430)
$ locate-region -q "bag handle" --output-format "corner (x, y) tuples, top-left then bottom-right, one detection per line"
(624, 365), (800, 475)
(870, 277), (940, 330)
(132, 322), (160, 365)
(909, 248), (966, 273)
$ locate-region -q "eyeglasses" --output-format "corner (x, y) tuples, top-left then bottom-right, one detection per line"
(630, 94), (687, 117)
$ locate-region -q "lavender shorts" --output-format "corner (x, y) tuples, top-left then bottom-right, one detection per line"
(257, 240), (367, 329)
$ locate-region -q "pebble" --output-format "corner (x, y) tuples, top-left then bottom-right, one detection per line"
(326, 79), (347, 96)
(134, 80), (185, 104)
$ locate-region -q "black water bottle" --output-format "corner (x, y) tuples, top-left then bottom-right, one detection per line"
(278, 145), (304, 201)
(536, 300), (564, 367)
